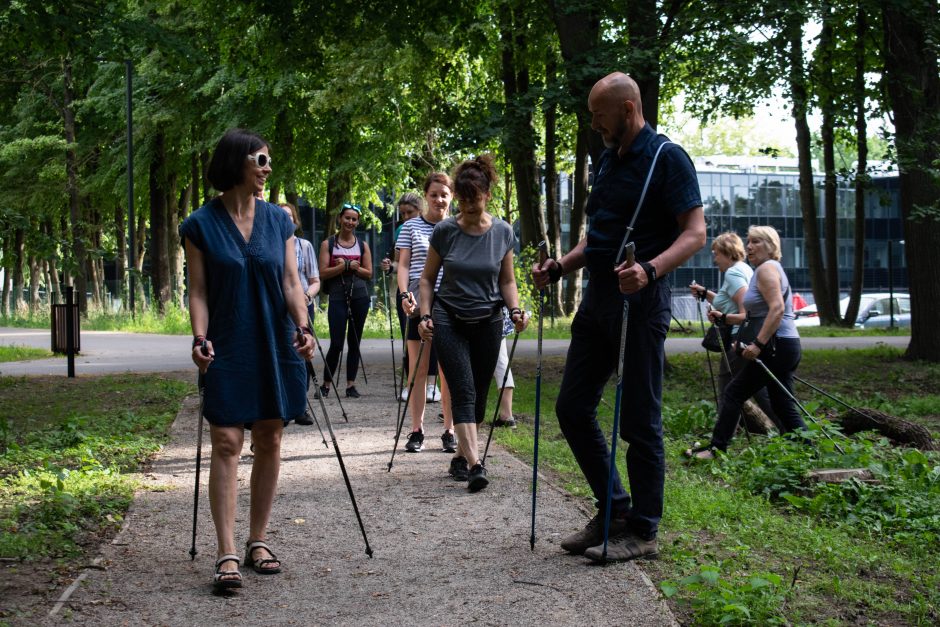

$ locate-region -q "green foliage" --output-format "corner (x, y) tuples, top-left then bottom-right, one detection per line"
(0, 374), (190, 559)
(0, 345), (50, 363)
(661, 565), (788, 625)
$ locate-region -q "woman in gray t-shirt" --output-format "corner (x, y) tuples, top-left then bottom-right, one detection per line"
(418, 154), (528, 492)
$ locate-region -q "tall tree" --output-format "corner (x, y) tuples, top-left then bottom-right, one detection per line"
(881, 0), (940, 360)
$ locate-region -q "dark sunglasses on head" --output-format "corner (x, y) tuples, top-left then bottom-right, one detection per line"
(342, 203), (362, 213)
(246, 152), (271, 168)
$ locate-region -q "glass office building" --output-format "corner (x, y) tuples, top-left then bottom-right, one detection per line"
(553, 163), (906, 296)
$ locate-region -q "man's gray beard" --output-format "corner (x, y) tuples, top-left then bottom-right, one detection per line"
(602, 138), (617, 149)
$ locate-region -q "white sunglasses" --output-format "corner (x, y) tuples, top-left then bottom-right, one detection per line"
(247, 152), (272, 168)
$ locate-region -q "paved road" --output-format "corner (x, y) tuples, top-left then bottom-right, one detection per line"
(0, 326), (910, 376)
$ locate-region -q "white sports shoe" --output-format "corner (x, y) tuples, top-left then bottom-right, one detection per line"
(426, 384), (441, 402)
(400, 387), (409, 401)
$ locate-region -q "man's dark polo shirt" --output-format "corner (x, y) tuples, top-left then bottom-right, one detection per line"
(584, 123), (702, 283)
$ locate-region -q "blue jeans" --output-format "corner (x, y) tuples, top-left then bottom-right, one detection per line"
(710, 337), (805, 450)
(555, 279), (671, 539)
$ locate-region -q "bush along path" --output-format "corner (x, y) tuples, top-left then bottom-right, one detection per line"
(55, 365), (676, 626)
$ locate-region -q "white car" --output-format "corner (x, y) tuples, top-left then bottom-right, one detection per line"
(793, 293), (911, 327)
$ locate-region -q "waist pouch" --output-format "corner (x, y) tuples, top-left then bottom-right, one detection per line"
(436, 299), (501, 324)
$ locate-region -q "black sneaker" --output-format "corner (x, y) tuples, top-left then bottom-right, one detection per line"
(345, 386), (361, 398)
(494, 416), (517, 429)
(441, 430), (457, 452)
(467, 463), (489, 492)
(404, 430), (424, 453)
(448, 456), (469, 481)
(319, 385), (330, 397)
(295, 410), (314, 426)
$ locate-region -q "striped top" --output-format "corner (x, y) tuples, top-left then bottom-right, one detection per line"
(397, 216), (442, 288)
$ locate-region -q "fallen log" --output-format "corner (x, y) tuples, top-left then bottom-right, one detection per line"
(836, 408), (936, 450)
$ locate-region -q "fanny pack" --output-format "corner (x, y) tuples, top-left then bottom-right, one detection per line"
(436, 299), (501, 323)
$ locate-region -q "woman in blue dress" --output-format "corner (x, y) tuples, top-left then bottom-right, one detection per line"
(181, 129), (315, 592)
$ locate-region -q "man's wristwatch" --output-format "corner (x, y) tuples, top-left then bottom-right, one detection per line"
(639, 261), (657, 283)
(420, 314), (432, 323)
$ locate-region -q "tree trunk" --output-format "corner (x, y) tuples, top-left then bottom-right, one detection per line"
(837, 407), (936, 450)
(169, 181), (188, 307)
(543, 54), (566, 315)
(626, 0), (661, 128)
(882, 0), (940, 361)
(63, 55), (87, 314)
(500, 4), (546, 249)
(549, 0), (602, 313)
(788, 16), (836, 323)
(12, 228), (25, 313)
(819, 7), (843, 325)
(114, 204), (127, 308)
(845, 4), (868, 326)
(200, 150), (212, 204)
(325, 127), (352, 239)
(149, 131), (170, 314)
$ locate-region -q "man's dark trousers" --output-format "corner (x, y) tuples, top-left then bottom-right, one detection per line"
(555, 278), (671, 540)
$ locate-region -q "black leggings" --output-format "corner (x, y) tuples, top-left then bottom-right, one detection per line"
(324, 295), (369, 384)
(431, 302), (502, 425)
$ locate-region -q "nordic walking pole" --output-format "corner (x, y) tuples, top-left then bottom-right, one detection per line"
(299, 329), (373, 558)
(601, 241), (635, 562)
(387, 334), (428, 471)
(310, 322), (350, 423)
(340, 273), (368, 385)
(393, 294), (415, 429)
(751, 355), (845, 454)
(189, 343), (208, 560)
(303, 360), (329, 448)
(531, 240), (550, 551)
(793, 374), (887, 426)
(692, 282), (720, 408)
(382, 264), (397, 401)
(481, 331), (520, 464)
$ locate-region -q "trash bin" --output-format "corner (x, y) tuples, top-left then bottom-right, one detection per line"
(51, 303), (81, 354)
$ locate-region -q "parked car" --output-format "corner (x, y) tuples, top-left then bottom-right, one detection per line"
(793, 293), (911, 328)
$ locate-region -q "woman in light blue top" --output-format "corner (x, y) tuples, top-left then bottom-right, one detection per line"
(686, 226), (805, 459)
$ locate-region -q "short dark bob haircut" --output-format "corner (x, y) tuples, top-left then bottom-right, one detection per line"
(207, 128), (270, 192)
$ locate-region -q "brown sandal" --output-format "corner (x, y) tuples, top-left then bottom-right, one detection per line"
(245, 540), (281, 574)
(213, 554), (242, 591)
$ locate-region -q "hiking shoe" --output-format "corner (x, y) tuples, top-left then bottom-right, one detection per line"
(584, 530), (659, 563)
(404, 430), (424, 453)
(345, 386), (361, 398)
(295, 410), (314, 426)
(319, 385), (330, 397)
(441, 430), (457, 453)
(559, 514), (628, 555)
(467, 463), (489, 492)
(494, 416), (517, 429)
(448, 456), (469, 481)
(426, 384), (441, 402)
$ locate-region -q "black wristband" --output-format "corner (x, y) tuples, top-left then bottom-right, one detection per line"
(398, 292), (408, 301)
(547, 259), (563, 283)
(753, 339), (767, 351)
(509, 307), (523, 319)
(639, 261), (657, 283)
(719, 312), (727, 325)
(420, 314), (432, 323)
(192, 335), (206, 349)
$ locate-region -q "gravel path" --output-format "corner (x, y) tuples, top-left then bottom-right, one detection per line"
(56, 366), (676, 626)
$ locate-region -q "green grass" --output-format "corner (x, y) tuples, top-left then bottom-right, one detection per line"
(485, 347), (939, 625)
(0, 374), (191, 560)
(0, 345), (50, 363)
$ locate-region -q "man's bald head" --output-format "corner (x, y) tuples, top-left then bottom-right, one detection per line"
(588, 72), (645, 154)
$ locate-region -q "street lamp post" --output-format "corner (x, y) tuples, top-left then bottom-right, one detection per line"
(888, 240), (894, 329)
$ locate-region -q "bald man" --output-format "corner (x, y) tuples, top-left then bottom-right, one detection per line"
(533, 72), (705, 562)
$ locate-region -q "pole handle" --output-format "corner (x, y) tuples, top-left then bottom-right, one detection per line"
(537, 240), (550, 265)
(622, 241), (635, 267)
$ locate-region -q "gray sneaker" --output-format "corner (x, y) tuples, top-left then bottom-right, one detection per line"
(559, 514), (628, 555)
(583, 530), (659, 563)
